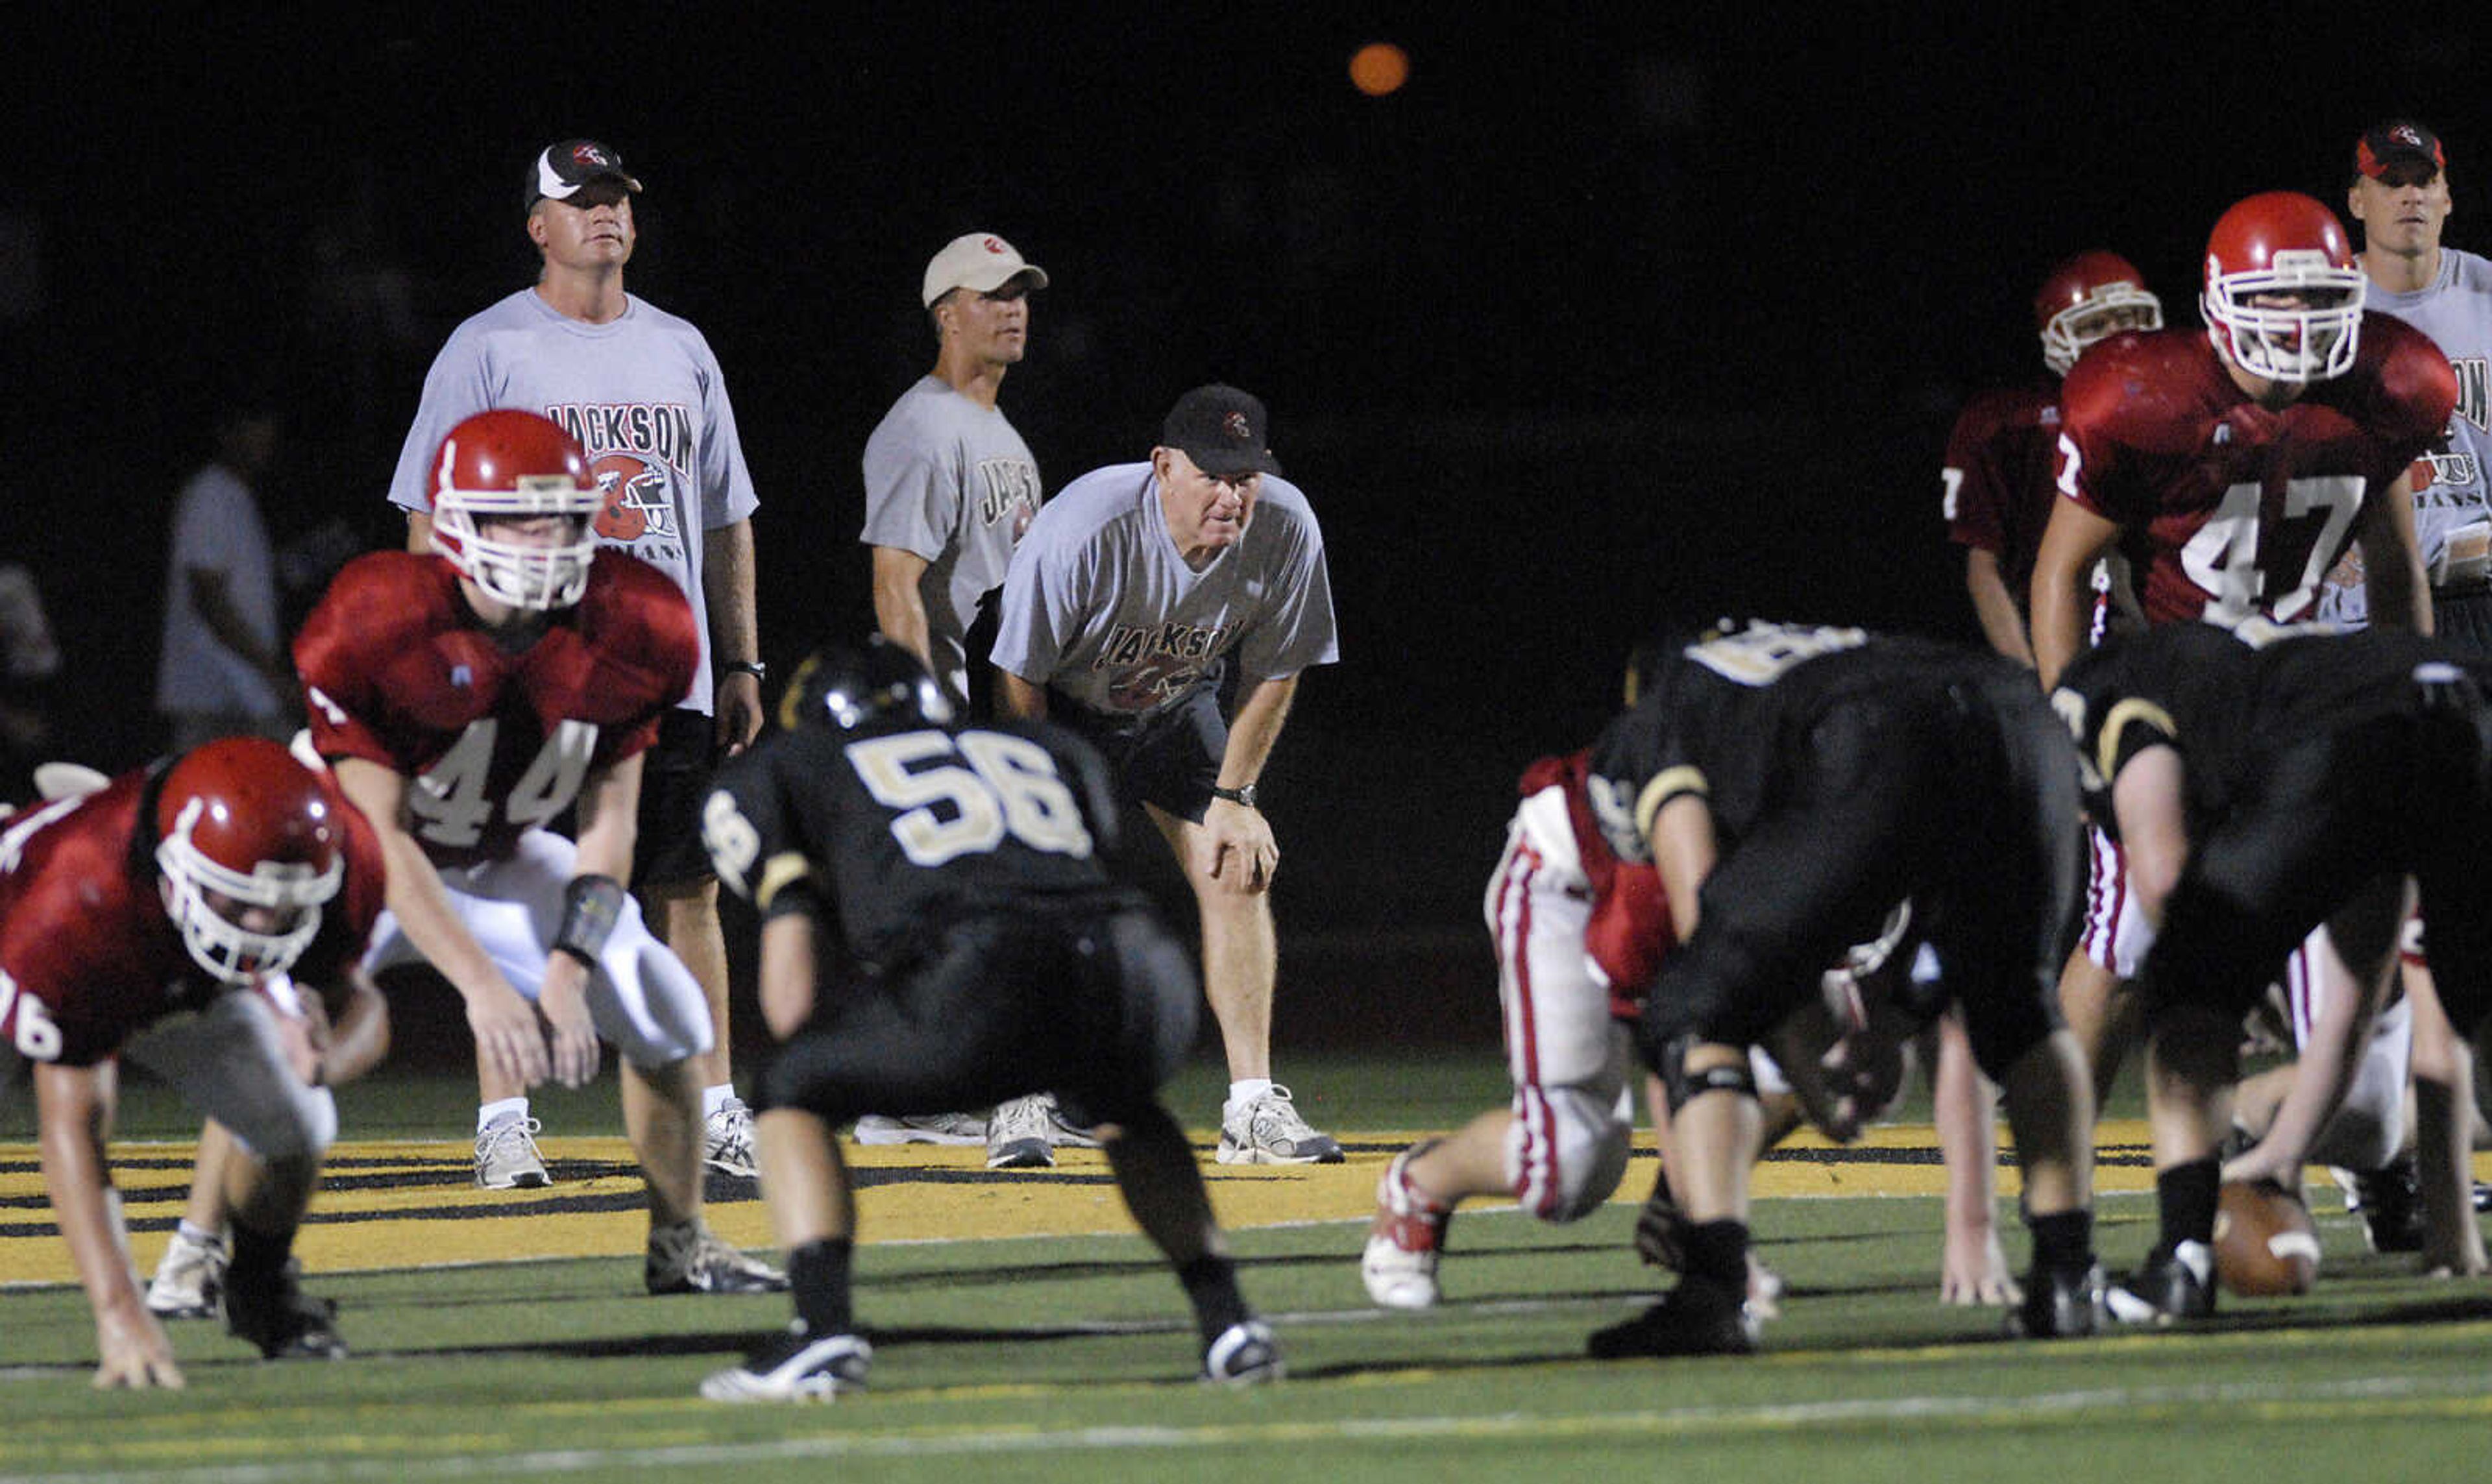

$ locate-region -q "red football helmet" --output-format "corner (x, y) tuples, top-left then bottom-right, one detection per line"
(2034, 250), (2163, 375)
(428, 409), (601, 610)
(2201, 191), (2365, 382)
(154, 737), (347, 986)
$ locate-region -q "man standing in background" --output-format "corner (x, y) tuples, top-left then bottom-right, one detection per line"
(158, 400), (294, 755)
(853, 231), (1076, 1170)
(387, 140), (765, 1187)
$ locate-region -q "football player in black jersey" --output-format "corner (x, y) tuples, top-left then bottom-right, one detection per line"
(2055, 618), (2492, 1315)
(692, 637), (1278, 1400)
(1585, 620), (2102, 1355)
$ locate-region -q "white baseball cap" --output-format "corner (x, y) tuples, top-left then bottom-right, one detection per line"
(922, 232), (1049, 307)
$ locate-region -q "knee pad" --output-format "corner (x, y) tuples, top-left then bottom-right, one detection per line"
(1659, 1032), (1759, 1113)
(1508, 1084), (1631, 1222)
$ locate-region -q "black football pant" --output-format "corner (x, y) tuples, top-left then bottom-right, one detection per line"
(1639, 672), (2076, 1082)
(759, 905), (1201, 1130)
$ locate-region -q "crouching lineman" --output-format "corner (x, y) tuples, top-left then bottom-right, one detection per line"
(1580, 620), (2102, 1356)
(2053, 618), (2492, 1318)
(0, 738), (388, 1386)
(696, 637), (1278, 1400)
(297, 409), (781, 1295)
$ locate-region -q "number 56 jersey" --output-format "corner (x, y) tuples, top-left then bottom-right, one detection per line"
(2055, 319), (2454, 626)
(703, 717), (1143, 972)
(295, 549), (697, 869)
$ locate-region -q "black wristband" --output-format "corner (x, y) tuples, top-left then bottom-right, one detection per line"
(555, 873), (628, 968)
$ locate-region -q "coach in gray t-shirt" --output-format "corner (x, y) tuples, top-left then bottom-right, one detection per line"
(992, 384), (1343, 1167)
(861, 232), (1047, 705)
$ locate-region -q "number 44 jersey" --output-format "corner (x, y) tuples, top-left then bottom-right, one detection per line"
(295, 549), (698, 869)
(2055, 317), (2456, 626)
(703, 716), (1142, 973)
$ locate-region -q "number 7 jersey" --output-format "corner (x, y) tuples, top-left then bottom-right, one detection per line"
(295, 549), (698, 869)
(2054, 318), (2456, 626)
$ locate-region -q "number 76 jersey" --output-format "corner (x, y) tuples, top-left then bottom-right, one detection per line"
(702, 717), (1140, 971)
(2055, 319), (2455, 626)
(294, 549), (697, 869)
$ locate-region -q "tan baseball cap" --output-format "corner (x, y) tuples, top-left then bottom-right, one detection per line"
(922, 232), (1049, 307)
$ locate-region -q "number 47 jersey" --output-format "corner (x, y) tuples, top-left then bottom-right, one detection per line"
(295, 549), (698, 869)
(2055, 318), (2455, 626)
(703, 717), (1140, 971)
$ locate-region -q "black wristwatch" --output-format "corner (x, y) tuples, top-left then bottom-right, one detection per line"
(722, 660), (767, 683)
(1209, 783), (1258, 809)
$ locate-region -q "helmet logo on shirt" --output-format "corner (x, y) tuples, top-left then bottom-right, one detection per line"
(590, 453), (675, 542)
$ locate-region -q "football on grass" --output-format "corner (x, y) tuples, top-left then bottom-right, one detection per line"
(2213, 1179), (2321, 1296)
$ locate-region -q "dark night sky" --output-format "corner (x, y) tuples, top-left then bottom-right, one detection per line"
(3, 6), (2482, 929)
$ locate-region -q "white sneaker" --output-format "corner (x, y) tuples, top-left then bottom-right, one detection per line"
(701, 1323), (870, 1402)
(1048, 1105), (1105, 1149)
(986, 1093), (1057, 1169)
(1362, 1143), (1450, 1309)
(145, 1229), (228, 1319)
(853, 1112), (988, 1146)
(474, 1116), (552, 1189)
(703, 1097), (757, 1178)
(1216, 1086), (1344, 1165)
(646, 1218), (788, 1295)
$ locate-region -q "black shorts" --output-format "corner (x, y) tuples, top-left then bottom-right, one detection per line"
(633, 709), (718, 888)
(2432, 584), (2492, 657)
(1642, 674), (2075, 1083)
(1052, 685), (1227, 825)
(757, 903), (1201, 1127)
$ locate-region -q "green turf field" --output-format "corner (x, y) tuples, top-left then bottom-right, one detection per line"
(5, 1054), (2490, 1483)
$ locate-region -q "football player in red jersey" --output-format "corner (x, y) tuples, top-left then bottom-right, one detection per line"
(0, 737), (387, 1387)
(296, 409), (782, 1295)
(1946, 249), (2160, 669)
(2027, 193), (2457, 1107)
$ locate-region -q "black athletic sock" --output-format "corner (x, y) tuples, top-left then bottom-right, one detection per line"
(2156, 1157), (2221, 1249)
(788, 1237), (854, 1335)
(2025, 1209), (2094, 1272)
(1178, 1254), (1250, 1347)
(1678, 1219), (1750, 1289)
(226, 1219), (295, 1291)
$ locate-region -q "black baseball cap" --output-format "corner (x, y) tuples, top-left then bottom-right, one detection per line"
(2355, 119), (2446, 180)
(526, 139), (644, 208)
(1159, 384), (1282, 478)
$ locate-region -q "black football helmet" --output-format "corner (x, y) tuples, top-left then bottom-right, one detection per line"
(777, 635), (957, 733)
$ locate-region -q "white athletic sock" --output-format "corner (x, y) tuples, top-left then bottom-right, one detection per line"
(478, 1097), (529, 1134)
(1226, 1078), (1275, 1114)
(177, 1219), (224, 1248)
(703, 1083), (738, 1119)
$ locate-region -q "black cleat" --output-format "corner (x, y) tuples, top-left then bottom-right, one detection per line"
(1587, 1278), (1759, 1359)
(225, 1267), (347, 1361)
(2007, 1261), (2104, 1339)
(2104, 1241), (2214, 1325)
(2349, 1155), (2426, 1254)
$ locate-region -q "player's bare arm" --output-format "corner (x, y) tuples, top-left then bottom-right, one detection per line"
(1962, 548), (2036, 668)
(330, 756), (552, 1089)
(2356, 468), (2432, 633)
(2029, 498), (2120, 689)
(756, 908), (819, 1042)
(705, 518), (763, 753)
(305, 964), (390, 1088)
(34, 1060), (182, 1389)
(868, 545), (938, 674)
(1647, 792), (1717, 945)
(996, 669), (1049, 720)
(2108, 746), (2188, 927)
(541, 752), (646, 1089)
(1206, 675), (1295, 892)
(2224, 886), (2402, 1186)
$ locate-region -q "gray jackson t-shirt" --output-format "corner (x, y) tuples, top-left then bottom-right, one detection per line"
(387, 288), (759, 715)
(990, 461), (1338, 716)
(859, 375), (1042, 698)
